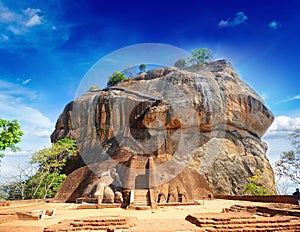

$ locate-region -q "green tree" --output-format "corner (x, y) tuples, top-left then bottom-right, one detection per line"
(29, 138), (77, 199)
(0, 118), (24, 158)
(88, 85), (99, 92)
(174, 58), (187, 68)
(189, 48), (213, 65)
(26, 173), (66, 199)
(107, 71), (127, 87)
(243, 169), (273, 196)
(123, 65), (135, 77)
(275, 128), (300, 184)
(0, 165), (34, 200)
(139, 64), (147, 73)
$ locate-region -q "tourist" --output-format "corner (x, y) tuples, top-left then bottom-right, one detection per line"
(293, 188), (300, 207)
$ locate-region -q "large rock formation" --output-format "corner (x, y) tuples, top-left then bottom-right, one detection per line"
(52, 60), (275, 203)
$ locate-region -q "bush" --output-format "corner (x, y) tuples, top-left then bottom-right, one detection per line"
(174, 58), (187, 68)
(107, 72), (127, 87)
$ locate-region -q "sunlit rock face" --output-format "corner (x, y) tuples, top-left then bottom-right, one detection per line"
(52, 60), (275, 203)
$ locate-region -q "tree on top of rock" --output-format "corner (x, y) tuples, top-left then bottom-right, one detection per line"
(107, 71), (127, 87)
(189, 48), (213, 65)
(139, 64), (147, 73)
(174, 58), (187, 68)
(87, 85), (99, 92)
(174, 48), (213, 68)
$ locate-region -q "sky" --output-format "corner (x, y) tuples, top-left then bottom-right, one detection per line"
(0, 0), (300, 181)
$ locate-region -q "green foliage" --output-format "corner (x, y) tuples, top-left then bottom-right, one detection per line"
(26, 173), (66, 199)
(189, 48), (213, 65)
(275, 129), (300, 184)
(0, 181), (24, 200)
(0, 118), (24, 157)
(107, 71), (127, 87)
(123, 65), (135, 77)
(139, 64), (146, 73)
(32, 138), (77, 173)
(243, 169), (273, 196)
(87, 85), (99, 92)
(174, 58), (187, 68)
(244, 183), (271, 196)
(0, 138), (75, 200)
(0, 167), (33, 200)
(29, 138), (77, 198)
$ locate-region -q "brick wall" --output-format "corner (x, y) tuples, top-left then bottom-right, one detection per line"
(214, 195), (298, 204)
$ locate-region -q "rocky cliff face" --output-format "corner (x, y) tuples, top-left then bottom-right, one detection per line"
(52, 59), (275, 201)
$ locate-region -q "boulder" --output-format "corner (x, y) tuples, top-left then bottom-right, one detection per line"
(53, 59), (275, 202)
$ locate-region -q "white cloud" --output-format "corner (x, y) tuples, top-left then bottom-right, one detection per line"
(278, 94), (300, 103)
(0, 1), (68, 51)
(25, 14), (43, 27)
(264, 115), (300, 138)
(22, 78), (31, 85)
(0, 33), (8, 41)
(263, 116), (300, 166)
(0, 4), (44, 35)
(23, 8), (41, 17)
(0, 79), (53, 156)
(0, 2), (17, 23)
(268, 20), (280, 30)
(23, 8), (44, 27)
(218, 11), (248, 28)
(0, 79), (37, 100)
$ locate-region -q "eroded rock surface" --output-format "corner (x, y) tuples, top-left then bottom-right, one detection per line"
(52, 59), (275, 202)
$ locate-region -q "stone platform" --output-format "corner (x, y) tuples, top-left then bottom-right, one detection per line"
(43, 216), (137, 232)
(185, 205), (300, 232)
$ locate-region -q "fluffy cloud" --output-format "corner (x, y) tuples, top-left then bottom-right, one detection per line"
(268, 20), (280, 30)
(263, 116), (300, 165)
(264, 115), (300, 138)
(218, 12), (248, 28)
(0, 1), (68, 51)
(0, 2), (16, 23)
(0, 79), (53, 156)
(0, 3), (43, 34)
(25, 14), (43, 27)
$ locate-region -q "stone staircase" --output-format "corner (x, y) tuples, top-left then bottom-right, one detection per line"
(44, 216), (136, 232)
(186, 212), (300, 232)
(134, 189), (151, 207)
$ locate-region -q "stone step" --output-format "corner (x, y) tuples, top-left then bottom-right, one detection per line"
(202, 227), (300, 232)
(196, 217), (296, 226)
(70, 221), (128, 227)
(134, 189), (151, 206)
(194, 221), (300, 231)
(45, 225), (130, 232)
(73, 217), (128, 223)
(205, 222), (300, 230)
(186, 213), (300, 232)
(44, 216), (136, 232)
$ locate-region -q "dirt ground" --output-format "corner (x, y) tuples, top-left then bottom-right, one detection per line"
(0, 199), (298, 232)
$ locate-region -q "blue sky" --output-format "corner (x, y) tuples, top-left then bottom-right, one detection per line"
(0, 0), (300, 176)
